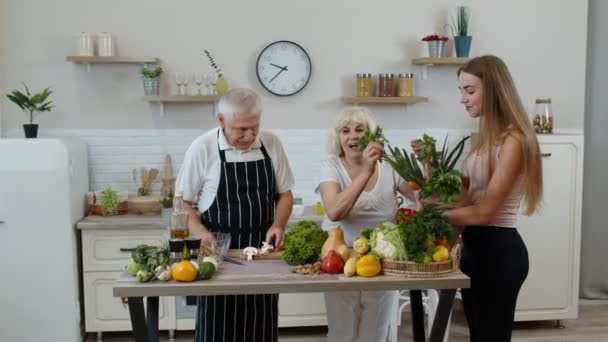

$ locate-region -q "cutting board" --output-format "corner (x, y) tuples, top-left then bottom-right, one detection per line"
(226, 249), (283, 260)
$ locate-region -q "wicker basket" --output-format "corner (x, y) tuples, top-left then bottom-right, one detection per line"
(382, 242), (462, 278)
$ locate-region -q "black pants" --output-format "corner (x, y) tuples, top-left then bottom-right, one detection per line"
(460, 226), (529, 342)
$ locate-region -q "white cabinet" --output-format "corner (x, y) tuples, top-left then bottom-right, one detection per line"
(78, 219), (176, 337)
(279, 293), (327, 327)
(515, 135), (583, 321)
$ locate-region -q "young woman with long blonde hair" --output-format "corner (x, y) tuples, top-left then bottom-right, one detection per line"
(424, 55), (543, 341)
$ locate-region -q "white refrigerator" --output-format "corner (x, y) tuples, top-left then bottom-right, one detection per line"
(0, 138), (88, 341)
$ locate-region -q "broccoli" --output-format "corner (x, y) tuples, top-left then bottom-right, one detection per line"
(282, 220), (328, 265)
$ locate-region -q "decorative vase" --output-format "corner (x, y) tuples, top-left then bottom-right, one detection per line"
(454, 36), (472, 57)
(215, 75), (229, 96)
(23, 124), (38, 138)
(427, 41), (446, 58)
(143, 77), (160, 96)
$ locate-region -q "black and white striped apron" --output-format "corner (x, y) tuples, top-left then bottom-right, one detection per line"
(195, 135), (278, 342)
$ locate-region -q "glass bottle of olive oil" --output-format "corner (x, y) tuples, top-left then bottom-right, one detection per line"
(170, 191), (190, 239)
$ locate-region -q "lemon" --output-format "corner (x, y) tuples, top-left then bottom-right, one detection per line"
(432, 246), (449, 262)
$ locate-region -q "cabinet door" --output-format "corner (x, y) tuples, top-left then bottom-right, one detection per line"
(83, 271), (175, 332)
(515, 143), (578, 320)
(82, 229), (166, 272)
(278, 293), (327, 327)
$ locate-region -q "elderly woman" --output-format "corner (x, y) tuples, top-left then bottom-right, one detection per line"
(316, 106), (416, 342)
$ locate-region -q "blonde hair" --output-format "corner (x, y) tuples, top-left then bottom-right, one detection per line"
(328, 107), (377, 156)
(458, 55), (542, 215)
(217, 88), (262, 121)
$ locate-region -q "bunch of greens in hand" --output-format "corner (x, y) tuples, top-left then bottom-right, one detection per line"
(384, 133), (470, 204)
(415, 134), (470, 203)
(357, 127), (387, 152)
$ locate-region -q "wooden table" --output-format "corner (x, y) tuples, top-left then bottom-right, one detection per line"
(113, 260), (469, 342)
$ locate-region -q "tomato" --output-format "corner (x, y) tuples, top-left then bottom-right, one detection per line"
(320, 250), (344, 274)
(407, 181), (421, 191)
(394, 208), (417, 224)
(435, 236), (449, 247)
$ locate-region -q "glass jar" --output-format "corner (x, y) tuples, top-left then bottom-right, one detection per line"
(533, 98), (554, 134)
(185, 236), (202, 261)
(356, 73), (372, 97)
(168, 238), (185, 264)
(378, 74), (387, 97)
(386, 73), (395, 97)
(398, 73), (415, 97)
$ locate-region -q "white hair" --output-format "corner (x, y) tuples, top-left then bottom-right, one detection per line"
(216, 88), (262, 122)
(328, 106), (378, 156)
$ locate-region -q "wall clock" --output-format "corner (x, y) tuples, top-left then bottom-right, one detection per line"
(256, 40), (312, 96)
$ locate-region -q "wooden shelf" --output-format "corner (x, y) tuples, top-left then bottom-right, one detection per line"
(412, 57), (469, 65)
(342, 96), (429, 105)
(66, 56), (159, 64)
(143, 95), (220, 117)
(143, 95), (220, 103)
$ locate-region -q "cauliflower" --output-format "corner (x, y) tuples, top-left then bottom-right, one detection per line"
(370, 222), (408, 261)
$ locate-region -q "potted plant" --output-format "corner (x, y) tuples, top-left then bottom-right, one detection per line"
(451, 5), (472, 57)
(204, 50), (229, 95)
(141, 65), (163, 96)
(6, 84), (53, 138)
(421, 34), (449, 58)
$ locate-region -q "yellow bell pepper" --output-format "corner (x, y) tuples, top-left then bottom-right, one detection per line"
(353, 237), (370, 255)
(356, 254), (381, 277)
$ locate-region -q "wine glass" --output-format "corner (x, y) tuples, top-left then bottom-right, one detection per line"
(194, 73), (204, 95)
(206, 73), (217, 95)
(175, 72), (185, 96)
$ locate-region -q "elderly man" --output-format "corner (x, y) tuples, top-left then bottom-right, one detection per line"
(176, 88), (294, 342)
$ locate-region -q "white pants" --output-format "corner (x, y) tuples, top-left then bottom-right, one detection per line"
(324, 290), (399, 342)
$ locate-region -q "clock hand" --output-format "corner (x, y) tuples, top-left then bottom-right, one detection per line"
(270, 63), (288, 71)
(269, 69), (286, 83)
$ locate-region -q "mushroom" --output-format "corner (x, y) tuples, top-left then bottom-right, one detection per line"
(243, 247), (258, 261)
(260, 242), (274, 255)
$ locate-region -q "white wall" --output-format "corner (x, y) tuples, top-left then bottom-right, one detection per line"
(0, 0), (588, 133)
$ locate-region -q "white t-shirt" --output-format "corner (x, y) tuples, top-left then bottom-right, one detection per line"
(316, 155), (411, 245)
(176, 127), (295, 214)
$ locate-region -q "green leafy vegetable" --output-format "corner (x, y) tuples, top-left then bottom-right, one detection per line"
(282, 220), (328, 265)
(357, 127), (387, 152)
(399, 207), (453, 263)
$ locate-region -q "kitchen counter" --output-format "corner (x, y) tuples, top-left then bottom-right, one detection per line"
(76, 211), (324, 231)
(113, 260), (469, 297)
(113, 260), (468, 342)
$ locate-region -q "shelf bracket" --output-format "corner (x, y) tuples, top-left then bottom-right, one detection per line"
(159, 102), (165, 117)
(420, 64), (430, 80)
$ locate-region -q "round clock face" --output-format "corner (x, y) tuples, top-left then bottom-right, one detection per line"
(256, 40), (312, 96)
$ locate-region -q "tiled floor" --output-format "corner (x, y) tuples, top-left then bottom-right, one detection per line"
(87, 302), (608, 341)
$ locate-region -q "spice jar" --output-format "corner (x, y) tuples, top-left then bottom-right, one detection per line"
(378, 74), (387, 97)
(398, 73), (415, 97)
(169, 238), (185, 264)
(533, 98), (554, 134)
(185, 236), (202, 261)
(386, 73), (395, 97)
(356, 73), (372, 97)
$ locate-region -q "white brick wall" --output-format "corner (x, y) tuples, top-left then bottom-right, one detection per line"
(6, 128), (472, 205)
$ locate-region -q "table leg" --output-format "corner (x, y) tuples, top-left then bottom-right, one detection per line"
(127, 297), (149, 342)
(428, 289), (457, 342)
(410, 290), (425, 342)
(146, 296), (160, 342)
